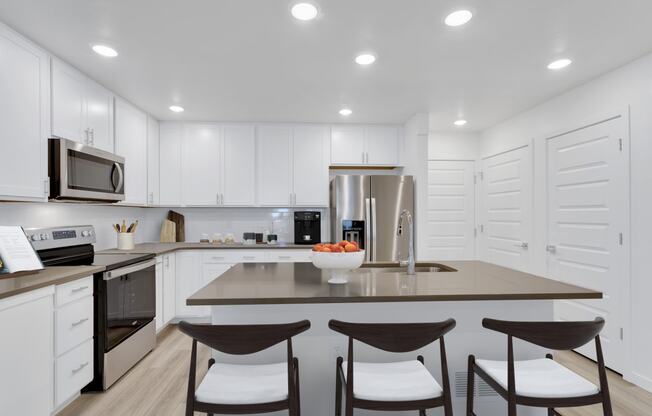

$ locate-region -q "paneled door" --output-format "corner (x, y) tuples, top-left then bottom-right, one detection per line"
(425, 161), (476, 260)
(479, 146), (532, 271)
(546, 117), (627, 372)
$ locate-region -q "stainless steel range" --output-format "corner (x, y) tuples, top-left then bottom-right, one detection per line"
(27, 225), (156, 390)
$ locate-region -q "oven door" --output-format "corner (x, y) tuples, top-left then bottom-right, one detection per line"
(49, 138), (125, 202)
(103, 259), (156, 351)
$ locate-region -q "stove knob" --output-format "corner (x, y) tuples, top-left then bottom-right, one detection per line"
(89, 230), (94, 236)
(30, 234), (41, 241)
(40, 233), (48, 240)
(81, 230), (90, 237)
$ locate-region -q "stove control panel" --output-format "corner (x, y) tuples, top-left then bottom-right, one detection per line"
(24, 225), (96, 251)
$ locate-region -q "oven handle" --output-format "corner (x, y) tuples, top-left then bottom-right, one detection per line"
(104, 259), (156, 281)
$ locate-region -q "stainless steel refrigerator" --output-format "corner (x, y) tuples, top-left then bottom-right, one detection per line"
(330, 175), (414, 262)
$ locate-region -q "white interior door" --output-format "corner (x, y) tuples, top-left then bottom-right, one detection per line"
(480, 146), (532, 271)
(425, 160), (476, 260)
(546, 117), (627, 372)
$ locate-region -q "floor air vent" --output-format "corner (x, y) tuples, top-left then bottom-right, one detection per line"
(454, 371), (498, 398)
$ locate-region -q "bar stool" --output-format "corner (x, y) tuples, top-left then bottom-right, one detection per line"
(329, 318), (456, 416)
(467, 317), (612, 416)
(178, 320), (311, 416)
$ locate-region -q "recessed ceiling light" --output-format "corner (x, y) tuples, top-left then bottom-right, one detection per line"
(339, 108), (353, 116)
(547, 58), (572, 70)
(91, 44), (118, 57)
(444, 10), (473, 27)
(169, 105), (184, 113)
(355, 54), (376, 65)
(454, 119), (467, 126)
(291, 3), (318, 21)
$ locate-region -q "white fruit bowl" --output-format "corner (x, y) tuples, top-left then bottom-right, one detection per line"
(311, 250), (365, 284)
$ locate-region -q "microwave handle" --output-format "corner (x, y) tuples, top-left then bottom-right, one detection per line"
(112, 162), (124, 192)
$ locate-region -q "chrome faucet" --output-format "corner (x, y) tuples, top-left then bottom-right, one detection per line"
(397, 209), (415, 275)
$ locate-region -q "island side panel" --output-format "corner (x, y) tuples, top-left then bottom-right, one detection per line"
(209, 300), (551, 416)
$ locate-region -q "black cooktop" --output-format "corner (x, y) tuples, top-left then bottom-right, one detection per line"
(92, 253), (155, 271)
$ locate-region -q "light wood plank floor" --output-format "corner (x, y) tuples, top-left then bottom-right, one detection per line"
(60, 325), (652, 416)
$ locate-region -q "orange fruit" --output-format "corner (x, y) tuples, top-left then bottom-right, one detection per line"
(321, 247), (331, 252)
(344, 243), (357, 252)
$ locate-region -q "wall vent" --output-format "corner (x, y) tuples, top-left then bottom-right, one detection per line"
(454, 371), (498, 398)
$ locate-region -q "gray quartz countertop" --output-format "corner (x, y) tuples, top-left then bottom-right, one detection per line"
(97, 242), (313, 255)
(187, 261), (602, 305)
(0, 266), (106, 301)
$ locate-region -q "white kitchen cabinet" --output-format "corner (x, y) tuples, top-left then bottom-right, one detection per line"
(257, 126), (293, 206)
(182, 123), (222, 206)
(159, 122), (183, 205)
(115, 98), (148, 205)
(222, 124), (256, 205)
(293, 125), (329, 206)
(0, 24), (49, 201)
(175, 251), (204, 318)
(147, 116), (160, 206)
(162, 253), (176, 325)
(365, 126), (399, 166)
(331, 126), (365, 165)
(155, 258), (164, 331)
(0, 287), (54, 416)
(331, 125), (399, 166)
(267, 250), (312, 263)
(51, 59), (114, 152)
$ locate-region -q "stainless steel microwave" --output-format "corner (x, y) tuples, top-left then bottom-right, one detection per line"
(48, 138), (125, 202)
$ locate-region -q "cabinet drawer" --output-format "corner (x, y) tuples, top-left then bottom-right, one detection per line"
(267, 250), (313, 263)
(55, 295), (93, 356)
(55, 339), (93, 407)
(233, 250), (267, 263)
(201, 251), (234, 263)
(201, 250), (266, 263)
(56, 276), (93, 307)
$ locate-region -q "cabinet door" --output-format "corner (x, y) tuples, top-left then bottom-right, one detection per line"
(331, 126), (365, 165)
(222, 124), (255, 206)
(155, 259), (163, 331)
(147, 116), (160, 205)
(0, 288), (54, 416)
(200, 263), (232, 317)
(257, 126), (292, 206)
(159, 122), (182, 205)
(162, 253), (176, 324)
(175, 251), (203, 317)
(365, 126), (399, 165)
(115, 98), (148, 205)
(182, 124), (221, 206)
(85, 80), (114, 152)
(293, 125), (329, 206)
(0, 26), (48, 200)
(51, 60), (86, 144)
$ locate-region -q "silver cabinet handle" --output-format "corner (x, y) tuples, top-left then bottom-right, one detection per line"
(90, 128), (95, 146)
(71, 317), (89, 327)
(362, 152), (365, 163)
(546, 245), (557, 253)
(365, 152), (369, 164)
(72, 362), (89, 374)
(71, 286), (89, 293)
(515, 242), (529, 249)
(165, 256), (170, 267)
(83, 128), (90, 144)
(242, 256), (256, 260)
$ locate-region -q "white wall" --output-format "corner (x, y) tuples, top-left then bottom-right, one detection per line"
(481, 51), (652, 391)
(428, 132), (481, 161)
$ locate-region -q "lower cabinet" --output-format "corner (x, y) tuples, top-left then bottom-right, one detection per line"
(0, 286), (54, 416)
(155, 253), (177, 331)
(175, 251), (203, 318)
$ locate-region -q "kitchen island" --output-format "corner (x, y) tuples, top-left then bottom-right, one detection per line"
(188, 261), (600, 416)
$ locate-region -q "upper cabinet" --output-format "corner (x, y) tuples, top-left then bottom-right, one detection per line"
(182, 123), (222, 206)
(222, 125), (256, 206)
(159, 122), (183, 205)
(115, 98), (148, 205)
(331, 125), (399, 167)
(0, 24), (50, 201)
(258, 125), (329, 207)
(147, 116), (160, 205)
(51, 59), (114, 152)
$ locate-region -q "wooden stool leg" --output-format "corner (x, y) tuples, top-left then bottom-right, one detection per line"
(467, 355), (475, 416)
(335, 357), (343, 416)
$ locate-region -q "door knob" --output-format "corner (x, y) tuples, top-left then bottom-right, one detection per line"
(546, 245), (557, 253)
(514, 242), (529, 249)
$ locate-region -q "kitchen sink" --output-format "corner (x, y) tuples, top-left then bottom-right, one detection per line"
(360, 262), (456, 273)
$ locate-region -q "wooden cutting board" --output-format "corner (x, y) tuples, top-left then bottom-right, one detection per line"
(167, 210), (185, 242)
(160, 220), (176, 243)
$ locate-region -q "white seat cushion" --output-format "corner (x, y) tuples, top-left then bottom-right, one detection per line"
(195, 362), (288, 405)
(476, 358), (599, 399)
(342, 360), (443, 402)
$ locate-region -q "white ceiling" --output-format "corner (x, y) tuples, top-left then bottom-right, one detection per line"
(1, 0), (652, 131)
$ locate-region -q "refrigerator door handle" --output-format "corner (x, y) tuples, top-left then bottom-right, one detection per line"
(365, 197), (371, 262)
(371, 197), (377, 261)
